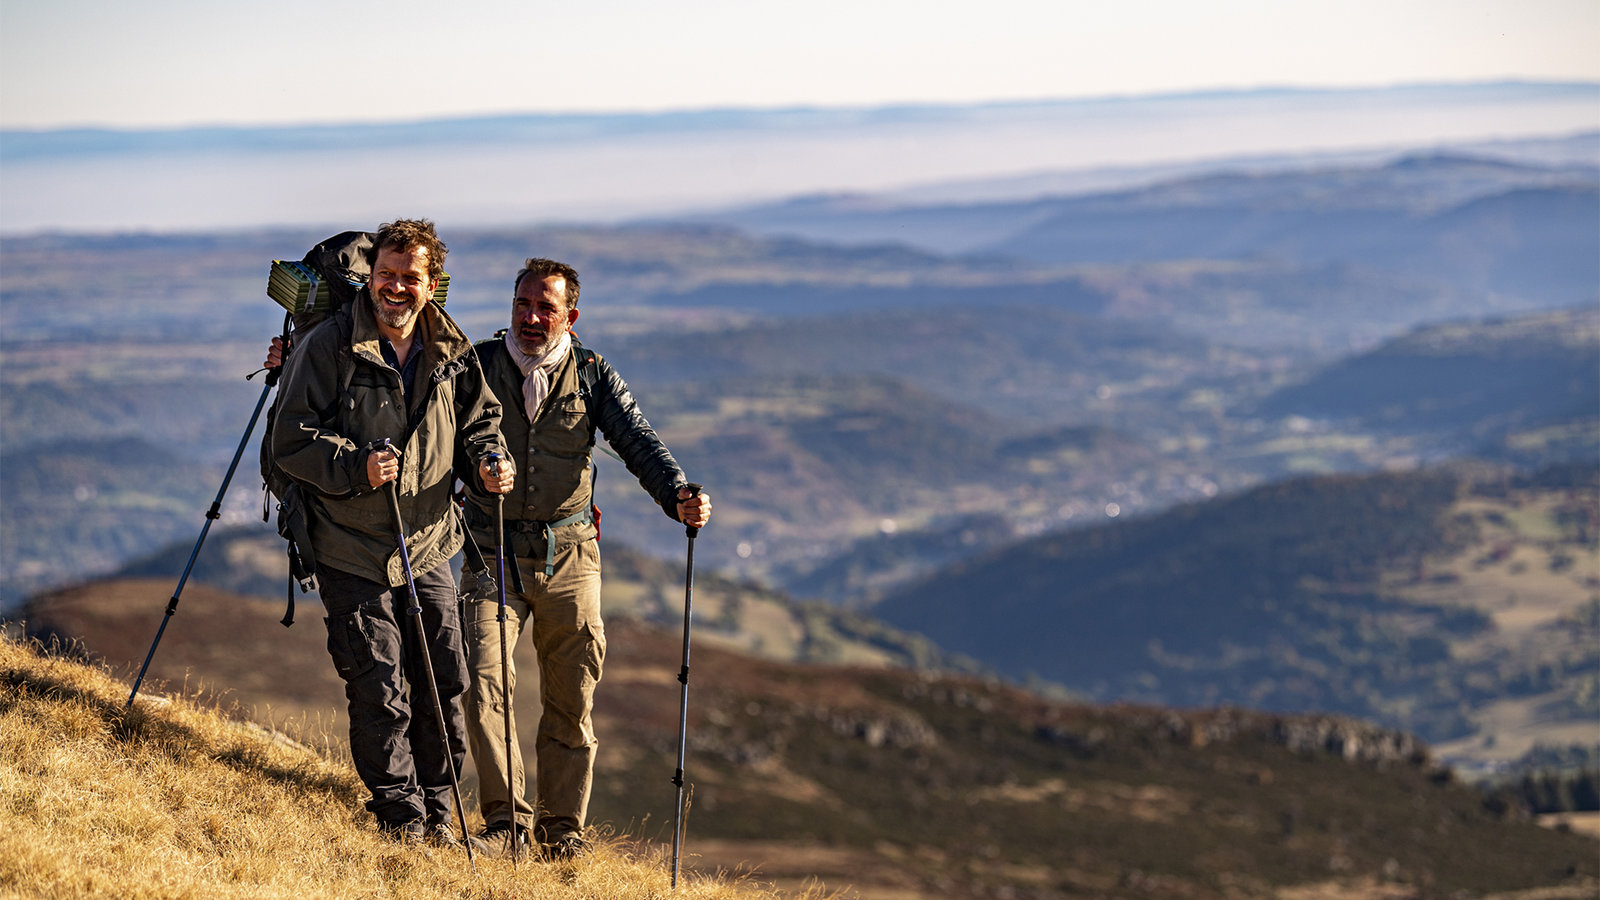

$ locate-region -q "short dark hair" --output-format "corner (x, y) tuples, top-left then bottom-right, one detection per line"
(513, 258), (581, 308)
(373, 218), (447, 281)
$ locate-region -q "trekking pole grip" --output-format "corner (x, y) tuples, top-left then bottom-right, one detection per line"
(682, 483), (703, 539)
(263, 312), (292, 388)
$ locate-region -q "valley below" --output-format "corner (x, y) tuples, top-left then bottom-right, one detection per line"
(3, 129), (1598, 897)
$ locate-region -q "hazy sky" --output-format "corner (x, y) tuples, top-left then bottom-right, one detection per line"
(2, 0), (1596, 130)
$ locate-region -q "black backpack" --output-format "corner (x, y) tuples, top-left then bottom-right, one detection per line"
(259, 231), (376, 623)
(287, 231), (375, 330)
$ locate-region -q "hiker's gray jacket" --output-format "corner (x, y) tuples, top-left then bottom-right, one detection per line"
(272, 295), (506, 586)
(458, 335), (686, 560)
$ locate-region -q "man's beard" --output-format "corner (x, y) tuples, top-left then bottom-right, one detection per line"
(514, 325), (554, 358)
(374, 293), (421, 330)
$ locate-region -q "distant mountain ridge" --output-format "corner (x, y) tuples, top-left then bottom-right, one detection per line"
(5, 81), (1596, 233)
(705, 153), (1600, 313)
(694, 140), (1599, 251)
(8, 83), (1595, 159)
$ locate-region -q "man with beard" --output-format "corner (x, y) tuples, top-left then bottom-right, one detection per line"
(456, 258), (710, 859)
(271, 219), (515, 847)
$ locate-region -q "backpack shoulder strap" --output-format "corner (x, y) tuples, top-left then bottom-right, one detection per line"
(572, 342), (600, 401)
(570, 343), (604, 541)
(327, 307), (358, 398)
(476, 333), (508, 369)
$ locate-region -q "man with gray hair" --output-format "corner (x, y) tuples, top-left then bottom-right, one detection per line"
(458, 257), (711, 859)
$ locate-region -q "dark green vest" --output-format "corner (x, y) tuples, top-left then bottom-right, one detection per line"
(464, 338), (597, 560)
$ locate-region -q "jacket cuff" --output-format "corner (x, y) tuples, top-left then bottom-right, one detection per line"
(348, 447), (377, 495)
(662, 481), (690, 521)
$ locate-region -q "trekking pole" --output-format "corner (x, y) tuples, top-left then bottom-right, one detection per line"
(380, 441), (475, 870)
(670, 484), (704, 890)
(127, 315), (291, 708)
(488, 452), (520, 864)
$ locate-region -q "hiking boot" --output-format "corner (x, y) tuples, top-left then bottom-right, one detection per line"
(477, 822), (530, 860)
(426, 822), (487, 854)
(541, 831), (590, 861)
(380, 820), (431, 853)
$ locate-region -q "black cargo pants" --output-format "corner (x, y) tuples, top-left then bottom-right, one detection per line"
(318, 562), (469, 830)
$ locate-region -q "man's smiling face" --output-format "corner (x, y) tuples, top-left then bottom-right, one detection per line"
(368, 245), (435, 340)
(511, 274), (578, 357)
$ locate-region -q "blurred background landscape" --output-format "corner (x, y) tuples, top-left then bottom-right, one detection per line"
(2, 2), (1597, 897)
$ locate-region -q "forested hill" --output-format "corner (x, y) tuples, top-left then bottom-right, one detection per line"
(1257, 306), (1600, 440)
(873, 463), (1600, 750)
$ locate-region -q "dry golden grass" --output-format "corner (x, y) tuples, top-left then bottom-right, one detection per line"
(0, 633), (835, 900)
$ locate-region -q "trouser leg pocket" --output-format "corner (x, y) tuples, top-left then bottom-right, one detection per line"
(325, 608), (377, 680)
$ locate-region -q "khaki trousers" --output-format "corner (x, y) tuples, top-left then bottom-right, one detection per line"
(463, 538), (604, 841)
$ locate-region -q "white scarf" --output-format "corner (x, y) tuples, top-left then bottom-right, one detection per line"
(504, 329), (571, 422)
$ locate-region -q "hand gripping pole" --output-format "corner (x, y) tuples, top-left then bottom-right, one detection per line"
(489, 452), (521, 863)
(670, 483), (704, 890)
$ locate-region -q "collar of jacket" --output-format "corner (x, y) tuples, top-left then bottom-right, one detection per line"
(349, 288), (473, 377)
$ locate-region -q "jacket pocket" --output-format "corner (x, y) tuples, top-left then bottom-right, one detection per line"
(539, 393), (593, 457)
(339, 371), (404, 440)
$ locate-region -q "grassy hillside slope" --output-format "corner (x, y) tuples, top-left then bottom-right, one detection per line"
(0, 631), (823, 900)
(8, 588), (1599, 899)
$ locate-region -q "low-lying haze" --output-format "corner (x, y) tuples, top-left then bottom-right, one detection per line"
(2, 83), (1595, 234)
